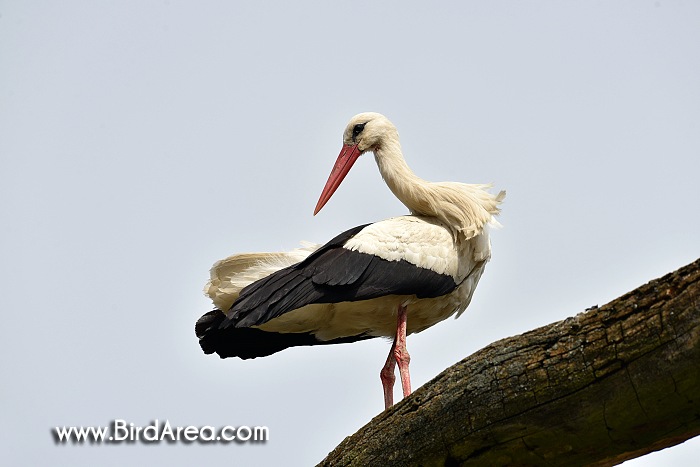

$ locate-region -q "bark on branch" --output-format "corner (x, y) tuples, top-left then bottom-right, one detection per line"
(319, 258), (700, 466)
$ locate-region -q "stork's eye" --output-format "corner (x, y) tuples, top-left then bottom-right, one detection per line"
(352, 123), (366, 139)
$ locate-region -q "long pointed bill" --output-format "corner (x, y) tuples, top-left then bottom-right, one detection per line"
(313, 144), (362, 215)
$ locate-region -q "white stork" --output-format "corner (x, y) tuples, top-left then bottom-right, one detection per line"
(196, 112), (504, 409)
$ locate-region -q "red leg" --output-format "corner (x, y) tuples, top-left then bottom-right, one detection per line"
(394, 304), (412, 398)
(379, 304), (411, 410)
(380, 340), (397, 409)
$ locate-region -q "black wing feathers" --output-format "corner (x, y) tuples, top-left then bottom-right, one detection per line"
(195, 309), (372, 360)
(225, 223), (371, 322)
(196, 222), (457, 360)
(310, 247), (373, 286)
(223, 223), (457, 329)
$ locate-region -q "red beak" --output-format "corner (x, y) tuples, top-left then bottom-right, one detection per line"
(314, 144), (362, 215)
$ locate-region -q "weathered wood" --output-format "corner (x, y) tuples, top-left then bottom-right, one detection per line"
(319, 258), (700, 466)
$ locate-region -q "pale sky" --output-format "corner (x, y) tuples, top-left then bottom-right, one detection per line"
(1, 1), (699, 465)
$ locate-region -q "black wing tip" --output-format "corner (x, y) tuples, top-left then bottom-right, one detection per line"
(195, 308), (374, 360)
(195, 308), (288, 359)
(195, 309), (226, 354)
(195, 309), (224, 338)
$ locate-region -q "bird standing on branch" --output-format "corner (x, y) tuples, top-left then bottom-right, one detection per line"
(196, 112), (505, 409)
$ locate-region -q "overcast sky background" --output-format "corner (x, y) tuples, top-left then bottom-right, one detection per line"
(1, 1), (699, 465)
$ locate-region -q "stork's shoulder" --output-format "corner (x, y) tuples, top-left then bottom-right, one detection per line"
(344, 215), (458, 277)
(349, 215), (454, 244)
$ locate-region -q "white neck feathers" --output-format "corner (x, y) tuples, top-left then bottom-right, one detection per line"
(373, 139), (504, 241)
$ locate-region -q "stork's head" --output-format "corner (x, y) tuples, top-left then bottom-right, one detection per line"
(341, 112), (397, 153)
(314, 112), (397, 215)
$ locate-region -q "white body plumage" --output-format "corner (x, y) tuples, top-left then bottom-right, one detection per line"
(205, 214), (494, 340)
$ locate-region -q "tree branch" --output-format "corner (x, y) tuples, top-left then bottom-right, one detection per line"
(319, 258), (700, 466)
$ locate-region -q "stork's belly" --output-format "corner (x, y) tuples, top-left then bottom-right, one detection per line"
(256, 272), (483, 341)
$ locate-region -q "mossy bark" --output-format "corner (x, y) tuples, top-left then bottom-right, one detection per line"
(319, 258), (700, 466)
